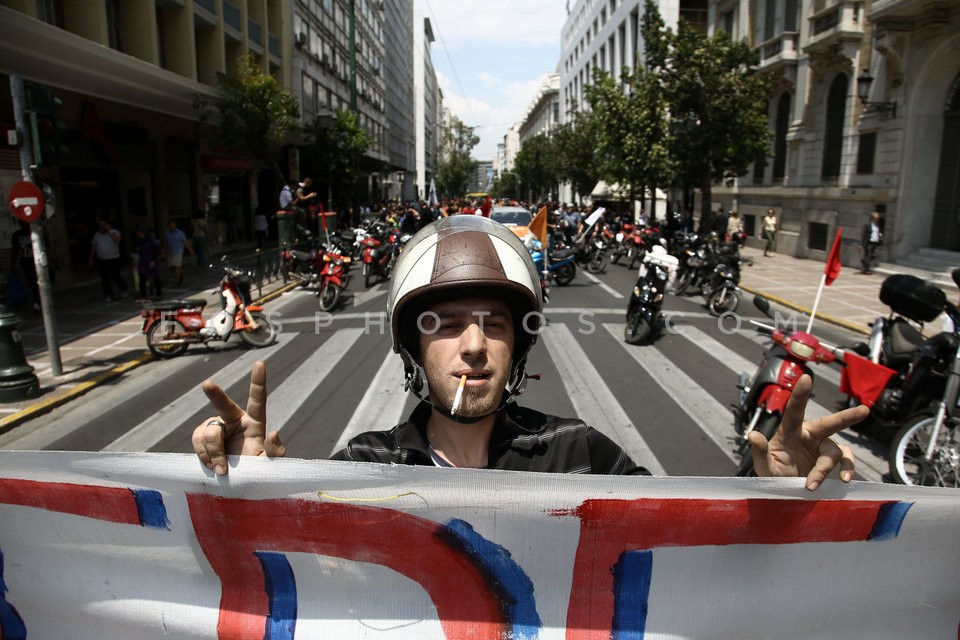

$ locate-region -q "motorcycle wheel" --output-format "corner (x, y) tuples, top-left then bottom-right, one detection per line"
(146, 319), (189, 358)
(735, 411), (780, 477)
(674, 269), (694, 295)
(318, 282), (340, 311)
(627, 251), (638, 271)
(362, 263), (372, 288)
(888, 414), (959, 487)
(553, 263), (576, 286)
(624, 309), (652, 345)
(587, 251), (607, 274)
(610, 248), (622, 264)
(708, 288), (740, 316)
(240, 311), (277, 348)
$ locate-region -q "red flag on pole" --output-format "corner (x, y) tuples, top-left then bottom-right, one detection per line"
(824, 227), (843, 286)
(318, 203), (327, 231)
(479, 196), (492, 218)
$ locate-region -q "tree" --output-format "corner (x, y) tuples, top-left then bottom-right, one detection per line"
(197, 54), (300, 174)
(660, 12), (772, 217)
(513, 133), (557, 202)
(552, 107), (598, 203)
(436, 116), (479, 197)
(301, 110), (373, 208)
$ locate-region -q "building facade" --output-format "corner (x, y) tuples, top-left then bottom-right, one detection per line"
(0, 0), (429, 286)
(709, 0), (960, 268)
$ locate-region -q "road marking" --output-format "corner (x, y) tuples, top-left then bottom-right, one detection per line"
(583, 272), (624, 299)
(103, 335), (290, 452)
(604, 323), (739, 465)
(331, 351), (408, 455)
(269, 328), (364, 431)
(351, 283), (387, 307)
(541, 323), (665, 474)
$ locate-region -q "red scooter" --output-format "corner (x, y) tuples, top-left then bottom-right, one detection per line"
(733, 296), (838, 475)
(359, 221), (397, 287)
(317, 245), (352, 311)
(139, 265), (277, 358)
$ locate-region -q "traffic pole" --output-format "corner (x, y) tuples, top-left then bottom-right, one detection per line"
(11, 74), (62, 376)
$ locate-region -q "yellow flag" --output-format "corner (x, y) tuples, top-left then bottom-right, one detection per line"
(529, 205), (548, 245)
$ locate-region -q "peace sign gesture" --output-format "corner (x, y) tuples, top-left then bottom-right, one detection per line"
(191, 361), (285, 476)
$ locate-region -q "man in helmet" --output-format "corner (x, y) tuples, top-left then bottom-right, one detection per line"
(193, 216), (864, 488)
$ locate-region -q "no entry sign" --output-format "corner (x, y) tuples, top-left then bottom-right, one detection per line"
(8, 180), (45, 222)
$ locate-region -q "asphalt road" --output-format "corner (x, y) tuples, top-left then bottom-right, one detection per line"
(0, 258), (892, 482)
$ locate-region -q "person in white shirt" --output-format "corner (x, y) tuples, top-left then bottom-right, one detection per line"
(88, 219), (128, 302)
(859, 211), (883, 275)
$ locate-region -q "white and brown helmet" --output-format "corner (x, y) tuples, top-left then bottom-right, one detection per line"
(388, 215), (543, 402)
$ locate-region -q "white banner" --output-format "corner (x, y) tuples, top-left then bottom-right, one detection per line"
(0, 451), (958, 639)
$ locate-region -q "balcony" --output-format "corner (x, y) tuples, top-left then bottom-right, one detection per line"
(868, 0), (952, 30)
(193, 0), (216, 28)
(803, 1), (864, 59)
(758, 31), (799, 74)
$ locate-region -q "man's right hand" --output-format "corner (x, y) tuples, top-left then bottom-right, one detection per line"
(191, 360), (285, 476)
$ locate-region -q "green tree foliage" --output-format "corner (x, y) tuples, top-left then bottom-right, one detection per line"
(661, 11), (772, 215)
(198, 54), (300, 163)
(552, 107), (598, 203)
(301, 110), (373, 207)
(436, 116), (479, 197)
(514, 133), (557, 201)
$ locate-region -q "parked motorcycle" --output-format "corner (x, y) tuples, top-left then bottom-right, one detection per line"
(879, 269), (960, 486)
(529, 239), (578, 300)
(139, 264), (277, 358)
(317, 244), (352, 311)
(281, 225), (323, 287)
(704, 253), (752, 316)
(734, 296), (838, 476)
(624, 245), (678, 345)
(576, 233), (608, 274)
(359, 221), (398, 287)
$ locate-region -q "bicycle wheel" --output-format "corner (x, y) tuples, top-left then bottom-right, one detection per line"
(146, 319), (189, 358)
(240, 311), (278, 348)
(889, 414), (959, 487)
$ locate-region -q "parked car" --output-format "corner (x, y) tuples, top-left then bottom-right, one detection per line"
(491, 206), (534, 243)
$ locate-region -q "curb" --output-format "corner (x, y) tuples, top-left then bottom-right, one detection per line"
(740, 284), (871, 335)
(0, 280), (300, 434)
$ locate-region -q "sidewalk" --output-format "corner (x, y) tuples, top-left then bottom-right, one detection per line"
(737, 244), (957, 335)
(0, 244), (297, 432)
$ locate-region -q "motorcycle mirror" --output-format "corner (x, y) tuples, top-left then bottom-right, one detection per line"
(753, 295), (772, 317)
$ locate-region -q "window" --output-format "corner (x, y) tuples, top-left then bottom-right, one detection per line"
(764, 0), (777, 41)
(856, 132), (877, 175)
(821, 74), (848, 179)
(773, 92), (791, 179)
(808, 222), (828, 251)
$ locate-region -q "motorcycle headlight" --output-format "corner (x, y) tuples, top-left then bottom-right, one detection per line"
(788, 341), (815, 359)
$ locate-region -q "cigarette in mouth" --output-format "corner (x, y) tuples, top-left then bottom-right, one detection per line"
(451, 375), (467, 415)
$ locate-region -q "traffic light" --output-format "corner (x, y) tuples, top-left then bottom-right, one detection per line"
(25, 83), (65, 167)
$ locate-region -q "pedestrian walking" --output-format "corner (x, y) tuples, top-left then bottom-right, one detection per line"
(162, 220), (193, 287)
(763, 209), (778, 256)
(191, 210), (208, 267)
(135, 226), (162, 299)
(89, 219), (129, 302)
(859, 211), (883, 275)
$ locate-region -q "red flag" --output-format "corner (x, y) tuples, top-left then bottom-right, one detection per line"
(479, 196), (491, 218)
(529, 205), (548, 245)
(318, 202), (327, 231)
(824, 227), (843, 286)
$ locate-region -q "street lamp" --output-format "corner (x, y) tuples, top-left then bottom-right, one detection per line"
(857, 71), (897, 117)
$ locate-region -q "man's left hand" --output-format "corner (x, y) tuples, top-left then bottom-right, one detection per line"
(749, 374), (868, 490)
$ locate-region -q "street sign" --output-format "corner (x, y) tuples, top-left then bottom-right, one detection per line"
(7, 180), (45, 222)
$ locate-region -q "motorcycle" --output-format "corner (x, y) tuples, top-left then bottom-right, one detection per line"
(576, 233), (608, 274)
(624, 245), (678, 345)
(317, 244), (352, 312)
(703, 252), (752, 316)
(359, 221), (398, 287)
(843, 273), (952, 433)
(734, 296), (838, 476)
(878, 269), (960, 486)
(529, 239), (578, 299)
(139, 264), (277, 358)
(281, 225), (322, 287)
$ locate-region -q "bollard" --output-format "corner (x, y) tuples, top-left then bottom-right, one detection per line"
(0, 300), (39, 402)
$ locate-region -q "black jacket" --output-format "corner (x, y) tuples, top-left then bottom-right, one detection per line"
(331, 401), (650, 475)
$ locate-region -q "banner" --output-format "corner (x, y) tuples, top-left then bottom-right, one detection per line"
(0, 451), (958, 639)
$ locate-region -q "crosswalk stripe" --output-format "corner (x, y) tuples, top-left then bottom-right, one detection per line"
(269, 328), (364, 431)
(603, 323), (739, 464)
(541, 323), (665, 475)
(331, 351), (408, 455)
(582, 272), (624, 299)
(103, 335), (290, 452)
(673, 325), (886, 482)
